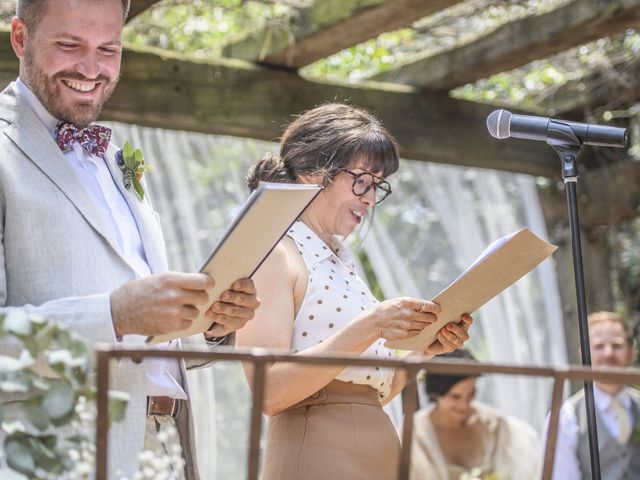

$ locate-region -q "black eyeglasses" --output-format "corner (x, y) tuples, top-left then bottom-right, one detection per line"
(339, 168), (392, 205)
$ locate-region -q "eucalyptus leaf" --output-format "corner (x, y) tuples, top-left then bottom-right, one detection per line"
(28, 436), (61, 473)
(133, 178), (145, 200)
(38, 434), (59, 450)
(124, 153), (137, 170)
(0, 375), (30, 393)
(108, 391), (130, 424)
(55, 330), (73, 350)
(42, 382), (76, 424)
(122, 141), (134, 158)
(0, 311), (129, 477)
(5, 437), (35, 476)
(19, 337), (38, 358)
(0, 468), (29, 480)
(34, 323), (58, 354)
(30, 375), (50, 391)
(22, 401), (50, 432)
(78, 386), (96, 401)
(133, 148), (143, 164)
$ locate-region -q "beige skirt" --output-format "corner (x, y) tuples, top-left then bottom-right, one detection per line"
(261, 380), (401, 480)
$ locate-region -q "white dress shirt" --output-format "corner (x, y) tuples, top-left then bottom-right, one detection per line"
(545, 384), (633, 480)
(16, 79), (187, 399)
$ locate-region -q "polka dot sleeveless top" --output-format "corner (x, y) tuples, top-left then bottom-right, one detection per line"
(288, 221), (394, 399)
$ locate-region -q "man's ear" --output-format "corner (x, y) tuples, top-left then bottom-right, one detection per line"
(10, 17), (28, 59)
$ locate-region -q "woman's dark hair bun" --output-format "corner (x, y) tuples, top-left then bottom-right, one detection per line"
(246, 152), (293, 191)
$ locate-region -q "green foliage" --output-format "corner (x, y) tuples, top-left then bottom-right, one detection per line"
(453, 30), (640, 117)
(123, 0), (293, 58)
(302, 29), (416, 83)
(119, 141), (150, 201)
(355, 248), (384, 301)
(0, 311), (129, 479)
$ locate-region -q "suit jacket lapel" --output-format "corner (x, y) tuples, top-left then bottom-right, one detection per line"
(2, 87), (127, 264)
(103, 143), (168, 274)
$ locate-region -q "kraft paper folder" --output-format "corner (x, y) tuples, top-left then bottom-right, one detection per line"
(147, 182), (322, 344)
(386, 228), (557, 351)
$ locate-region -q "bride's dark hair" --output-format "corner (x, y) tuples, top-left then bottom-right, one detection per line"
(247, 103), (399, 191)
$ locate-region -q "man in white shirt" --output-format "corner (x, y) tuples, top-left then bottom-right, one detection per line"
(0, 0), (260, 478)
(547, 311), (640, 480)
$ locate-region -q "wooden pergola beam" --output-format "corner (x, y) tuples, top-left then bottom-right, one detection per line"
(374, 0), (640, 89)
(126, 0), (162, 23)
(0, 33), (567, 177)
(223, 0), (464, 69)
(548, 59), (640, 117)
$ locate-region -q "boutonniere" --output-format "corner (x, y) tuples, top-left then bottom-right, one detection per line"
(459, 469), (497, 480)
(115, 141), (151, 201)
(633, 423), (640, 444)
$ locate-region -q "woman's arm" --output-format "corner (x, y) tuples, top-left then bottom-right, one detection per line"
(382, 315), (474, 405)
(236, 238), (439, 415)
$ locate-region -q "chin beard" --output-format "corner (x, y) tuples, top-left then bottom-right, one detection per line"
(23, 49), (117, 126)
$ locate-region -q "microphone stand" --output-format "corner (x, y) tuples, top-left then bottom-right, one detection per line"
(547, 123), (601, 480)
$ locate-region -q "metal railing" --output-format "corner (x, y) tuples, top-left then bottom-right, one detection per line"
(94, 346), (640, 480)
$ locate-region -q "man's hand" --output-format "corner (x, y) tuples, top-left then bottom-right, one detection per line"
(110, 272), (213, 337)
(204, 278), (260, 339)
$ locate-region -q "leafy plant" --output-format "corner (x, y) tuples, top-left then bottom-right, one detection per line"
(116, 141), (151, 201)
(0, 310), (129, 479)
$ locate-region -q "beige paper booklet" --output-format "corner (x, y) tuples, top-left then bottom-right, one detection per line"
(147, 182), (323, 344)
(385, 228), (557, 351)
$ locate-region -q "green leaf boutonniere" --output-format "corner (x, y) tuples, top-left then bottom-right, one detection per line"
(633, 423), (640, 444)
(115, 141), (151, 200)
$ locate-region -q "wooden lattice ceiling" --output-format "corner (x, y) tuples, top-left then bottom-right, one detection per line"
(1, 0), (639, 178)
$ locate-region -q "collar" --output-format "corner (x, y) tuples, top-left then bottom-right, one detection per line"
(14, 78), (59, 136)
(594, 384), (631, 412)
(289, 221), (355, 268)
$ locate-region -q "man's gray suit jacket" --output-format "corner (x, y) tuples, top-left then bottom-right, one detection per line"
(0, 82), (206, 479)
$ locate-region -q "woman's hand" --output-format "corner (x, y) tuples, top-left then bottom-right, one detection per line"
(367, 297), (440, 341)
(424, 314), (473, 356)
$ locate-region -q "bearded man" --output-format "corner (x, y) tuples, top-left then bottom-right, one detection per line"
(0, 1), (260, 478)
(548, 311), (640, 480)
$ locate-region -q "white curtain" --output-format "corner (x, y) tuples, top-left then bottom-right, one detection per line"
(107, 122), (567, 478)
(357, 162), (567, 426)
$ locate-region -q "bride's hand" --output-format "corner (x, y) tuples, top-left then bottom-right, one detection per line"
(367, 297), (440, 341)
(423, 314), (473, 356)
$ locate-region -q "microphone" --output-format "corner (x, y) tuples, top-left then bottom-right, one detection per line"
(486, 109), (628, 148)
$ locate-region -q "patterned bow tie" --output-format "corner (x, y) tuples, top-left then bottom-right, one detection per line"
(55, 121), (111, 158)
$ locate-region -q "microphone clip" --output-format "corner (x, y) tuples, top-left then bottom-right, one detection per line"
(546, 121), (583, 179)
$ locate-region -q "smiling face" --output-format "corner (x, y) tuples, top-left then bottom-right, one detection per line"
(11, 0), (124, 126)
(436, 377), (477, 424)
(303, 159), (386, 238)
(590, 320), (634, 369)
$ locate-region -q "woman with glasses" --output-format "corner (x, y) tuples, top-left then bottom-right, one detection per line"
(237, 103), (473, 480)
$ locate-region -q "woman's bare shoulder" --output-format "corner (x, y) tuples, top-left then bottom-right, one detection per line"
(256, 235), (305, 279)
